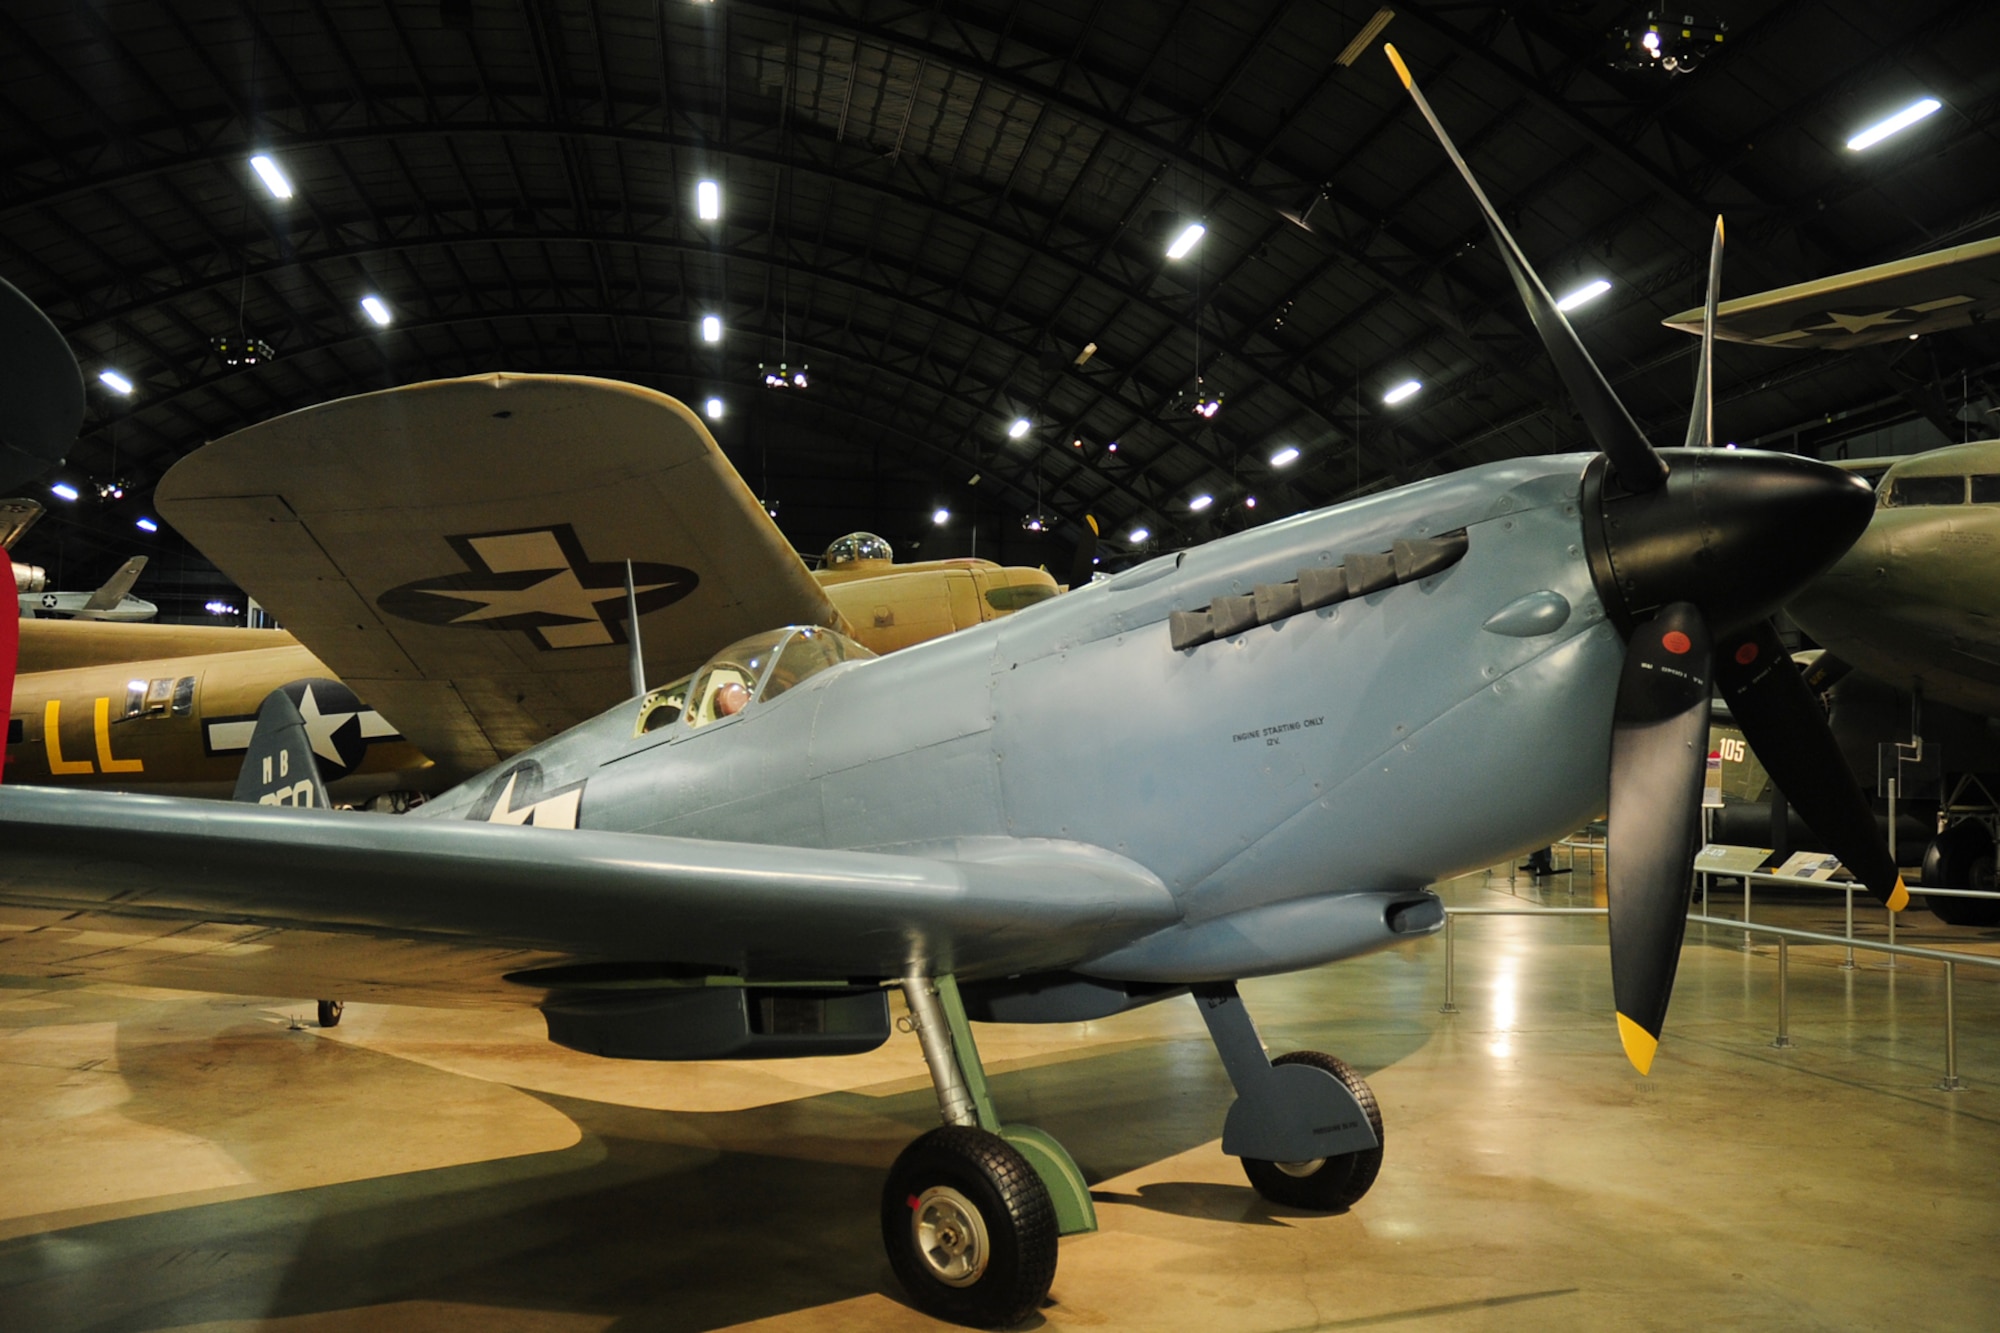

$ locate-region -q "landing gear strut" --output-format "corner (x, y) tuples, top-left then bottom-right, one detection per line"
(887, 974), (1094, 1328)
(1193, 982), (1384, 1212)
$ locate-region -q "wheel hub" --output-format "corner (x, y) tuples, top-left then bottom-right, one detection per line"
(911, 1185), (990, 1287)
(1274, 1157), (1326, 1178)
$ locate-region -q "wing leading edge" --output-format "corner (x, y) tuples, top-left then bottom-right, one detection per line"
(0, 786), (1178, 1003)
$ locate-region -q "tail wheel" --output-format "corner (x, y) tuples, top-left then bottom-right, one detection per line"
(1241, 1051), (1384, 1212)
(1923, 823), (2000, 927)
(881, 1125), (1057, 1328)
(316, 1000), (344, 1028)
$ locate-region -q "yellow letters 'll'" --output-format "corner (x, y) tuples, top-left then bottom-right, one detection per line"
(93, 697), (144, 774)
(42, 700), (93, 775)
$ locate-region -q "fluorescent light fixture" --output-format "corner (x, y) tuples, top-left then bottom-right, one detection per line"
(705, 397), (724, 420)
(1269, 445), (1300, 468)
(932, 507), (950, 525)
(1008, 417), (1031, 439)
(249, 154), (293, 200)
(701, 314), (721, 342)
(1165, 222), (1206, 260)
(697, 179), (721, 220)
(50, 482), (78, 502)
(1188, 493), (1213, 512)
(98, 369), (133, 395)
(1129, 527), (1150, 543)
(136, 516), (158, 533)
(1383, 379), (1422, 405)
(1555, 278), (1613, 312)
(360, 295), (392, 326)
(1847, 97), (1941, 151)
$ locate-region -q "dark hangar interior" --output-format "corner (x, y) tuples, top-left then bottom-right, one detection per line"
(4, 0), (1994, 618)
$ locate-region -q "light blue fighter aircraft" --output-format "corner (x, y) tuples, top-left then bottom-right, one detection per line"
(0, 50), (1909, 1327)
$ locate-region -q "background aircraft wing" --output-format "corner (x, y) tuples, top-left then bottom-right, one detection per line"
(156, 375), (849, 780)
(1663, 235), (2000, 349)
(0, 787), (1177, 1006)
(79, 555), (147, 612)
(2, 497), (44, 551)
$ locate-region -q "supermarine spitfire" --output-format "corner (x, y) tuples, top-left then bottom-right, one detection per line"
(0, 50), (1907, 1328)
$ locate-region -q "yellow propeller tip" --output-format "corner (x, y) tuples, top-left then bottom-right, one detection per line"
(1616, 1013), (1658, 1076)
(1385, 43), (1412, 87)
(1888, 877), (1910, 913)
(1716, 215), (1725, 241)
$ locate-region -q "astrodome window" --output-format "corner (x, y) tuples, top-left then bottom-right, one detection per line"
(824, 532), (893, 568)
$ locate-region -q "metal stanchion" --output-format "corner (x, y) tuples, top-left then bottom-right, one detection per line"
(1742, 874), (1755, 950)
(1939, 960), (1963, 1092)
(1842, 883), (1856, 970)
(1439, 913), (1459, 1014)
(1885, 898), (1899, 969)
(1772, 937), (1794, 1049)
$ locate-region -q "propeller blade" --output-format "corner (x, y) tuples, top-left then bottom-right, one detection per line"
(1608, 602), (1713, 1076)
(1713, 621), (1908, 911)
(1385, 45), (1668, 493)
(1068, 514), (1100, 590)
(1683, 217), (1723, 450)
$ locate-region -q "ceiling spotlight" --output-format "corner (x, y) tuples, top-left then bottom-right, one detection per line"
(211, 334), (275, 366)
(1166, 222), (1206, 260)
(761, 362), (809, 389)
(932, 507), (951, 525)
(1613, 12), (1725, 75)
(1008, 417), (1032, 439)
(1106, 440), (1118, 452)
(98, 368), (133, 395)
(705, 397), (724, 420)
(96, 479), (126, 501)
(1383, 379), (1422, 405)
(1847, 97), (1942, 151)
(1269, 446), (1300, 468)
(249, 153), (294, 200)
(1191, 392), (1222, 419)
(1555, 278), (1612, 312)
(1128, 526), (1150, 543)
(696, 179), (721, 220)
(360, 295), (392, 326)
(1245, 496), (1257, 509)
(1188, 493), (1213, 512)
(50, 482), (78, 502)
(1022, 512), (1054, 533)
(763, 499), (781, 518)
(701, 314), (722, 342)
(204, 600), (239, 617)
(135, 516), (158, 533)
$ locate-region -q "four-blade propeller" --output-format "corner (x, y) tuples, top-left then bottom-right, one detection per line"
(1387, 45), (1904, 1074)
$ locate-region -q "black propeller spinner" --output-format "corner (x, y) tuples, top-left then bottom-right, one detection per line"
(1388, 45), (1904, 1075)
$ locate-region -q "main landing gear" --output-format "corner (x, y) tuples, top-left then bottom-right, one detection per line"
(887, 974), (1091, 1327)
(886, 975), (1385, 1327)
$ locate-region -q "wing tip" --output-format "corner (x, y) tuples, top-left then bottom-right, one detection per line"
(1616, 1012), (1658, 1076)
(1888, 876), (1910, 913)
(1385, 43), (1412, 88)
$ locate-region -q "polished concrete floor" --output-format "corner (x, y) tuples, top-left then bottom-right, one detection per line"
(4, 863), (1999, 1331)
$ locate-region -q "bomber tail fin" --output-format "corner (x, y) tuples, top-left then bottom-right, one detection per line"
(232, 688), (331, 809)
(79, 555), (148, 614)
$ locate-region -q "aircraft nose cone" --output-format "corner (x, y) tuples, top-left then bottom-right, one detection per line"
(1583, 449), (1877, 636)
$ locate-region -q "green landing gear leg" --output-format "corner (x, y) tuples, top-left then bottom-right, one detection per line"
(882, 973), (1095, 1328)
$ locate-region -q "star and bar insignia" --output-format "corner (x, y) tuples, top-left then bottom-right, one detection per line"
(376, 524), (698, 651)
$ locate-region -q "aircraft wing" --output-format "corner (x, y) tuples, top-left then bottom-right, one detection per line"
(78, 555), (147, 613)
(1, 497), (43, 551)
(156, 375), (850, 781)
(1663, 235), (2000, 349)
(0, 786), (1177, 1006)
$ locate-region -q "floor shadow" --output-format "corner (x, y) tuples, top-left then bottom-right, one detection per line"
(1089, 1181), (1292, 1226)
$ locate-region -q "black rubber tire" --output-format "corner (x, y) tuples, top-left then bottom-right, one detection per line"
(316, 999), (344, 1028)
(881, 1125), (1057, 1328)
(1923, 823), (2000, 926)
(1241, 1051), (1384, 1212)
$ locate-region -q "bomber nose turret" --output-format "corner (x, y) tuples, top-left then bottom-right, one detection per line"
(1581, 448), (1877, 637)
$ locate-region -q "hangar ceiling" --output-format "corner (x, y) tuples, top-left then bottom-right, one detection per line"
(4, 0), (1998, 619)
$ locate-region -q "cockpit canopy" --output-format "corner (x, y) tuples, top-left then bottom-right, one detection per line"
(635, 626), (877, 733)
(824, 531), (894, 569)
